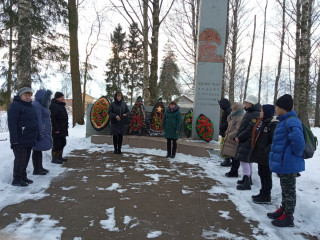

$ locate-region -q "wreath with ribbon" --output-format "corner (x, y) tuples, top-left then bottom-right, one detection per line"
(129, 96), (145, 134)
(90, 96), (110, 131)
(183, 109), (193, 138)
(148, 98), (165, 135)
(196, 114), (214, 142)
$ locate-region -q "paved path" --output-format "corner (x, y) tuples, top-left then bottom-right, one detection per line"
(0, 148), (260, 239)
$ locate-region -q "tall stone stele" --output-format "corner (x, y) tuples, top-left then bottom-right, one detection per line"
(192, 0), (228, 141)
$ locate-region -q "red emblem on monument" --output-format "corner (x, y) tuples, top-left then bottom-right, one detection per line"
(198, 29), (223, 62)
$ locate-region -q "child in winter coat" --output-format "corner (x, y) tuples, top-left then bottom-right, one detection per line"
(250, 104), (277, 203)
(268, 94), (305, 227)
(232, 95), (260, 191)
(218, 98), (232, 166)
(162, 101), (181, 158)
(221, 102), (244, 173)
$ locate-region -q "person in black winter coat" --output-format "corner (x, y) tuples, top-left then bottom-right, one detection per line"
(218, 98), (232, 166)
(108, 92), (130, 154)
(8, 87), (38, 187)
(49, 92), (69, 164)
(250, 104), (277, 204)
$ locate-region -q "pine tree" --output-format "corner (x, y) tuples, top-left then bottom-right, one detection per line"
(124, 22), (144, 105)
(158, 44), (180, 104)
(105, 24), (126, 100)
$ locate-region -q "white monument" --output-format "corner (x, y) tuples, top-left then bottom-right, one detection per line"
(192, 0), (228, 141)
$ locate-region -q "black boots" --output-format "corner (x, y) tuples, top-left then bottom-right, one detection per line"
(225, 171), (238, 177)
(52, 151), (63, 164)
(58, 149), (68, 162)
(32, 150), (48, 175)
(236, 175), (251, 190)
(166, 139), (177, 158)
(220, 158), (232, 167)
(113, 135), (123, 154)
(237, 176), (252, 185)
(12, 178), (28, 187)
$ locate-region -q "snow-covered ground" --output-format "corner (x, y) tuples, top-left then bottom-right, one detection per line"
(0, 116), (319, 239)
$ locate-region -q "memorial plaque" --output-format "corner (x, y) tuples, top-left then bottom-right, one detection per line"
(192, 0), (228, 141)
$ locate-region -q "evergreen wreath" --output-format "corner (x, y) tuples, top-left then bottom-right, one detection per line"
(196, 114), (214, 142)
(129, 96), (145, 134)
(148, 98), (165, 136)
(183, 109), (193, 138)
(90, 96), (110, 131)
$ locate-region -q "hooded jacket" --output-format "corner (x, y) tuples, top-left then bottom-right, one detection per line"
(269, 111), (305, 174)
(162, 105), (182, 140)
(8, 95), (38, 148)
(49, 97), (69, 137)
(107, 92), (130, 135)
(33, 89), (53, 151)
(218, 99), (231, 137)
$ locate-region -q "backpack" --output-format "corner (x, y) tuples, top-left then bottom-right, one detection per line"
(285, 116), (318, 159)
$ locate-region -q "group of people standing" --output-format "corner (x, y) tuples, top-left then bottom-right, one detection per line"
(8, 87), (69, 187)
(219, 94), (305, 228)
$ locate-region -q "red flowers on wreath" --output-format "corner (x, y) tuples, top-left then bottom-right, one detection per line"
(129, 98), (145, 132)
(90, 96), (110, 131)
(196, 114), (214, 142)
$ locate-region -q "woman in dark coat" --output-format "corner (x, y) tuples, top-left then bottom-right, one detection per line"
(232, 95), (260, 191)
(250, 104), (277, 203)
(108, 92), (130, 154)
(49, 92), (69, 164)
(8, 87), (38, 186)
(32, 89), (53, 175)
(162, 101), (182, 158)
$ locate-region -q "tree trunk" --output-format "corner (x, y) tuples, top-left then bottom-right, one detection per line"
(222, 0), (229, 99)
(315, 60), (320, 127)
(149, 0), (160, 105)
(142, 0), (150, 105)
(229, 0), (239, 104)
(68, 0), (84, 126)
(16, 0), (32, 89)
(258, 0), (268, 103)
(293, 0), (301, 111)
(244, 15), (256, 101)
(273, 0), (286, 104)
(298, 0), (310, 127)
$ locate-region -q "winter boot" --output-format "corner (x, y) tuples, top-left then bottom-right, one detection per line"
(32, 151), (47, 175)
(113, 135), (118, 154)
(58, 150), (68, 162)
(251, 190), (263, 200)
(225, 171), (238, 177)
(39, 158), (49, 174)
(52, 151), (63, 164)
(220, 158), (232, 167)
(267, 206), (284, 219)
(253, 194), (271, 204)
(23, 177), (33, 184)
(271, 213), (294, 227)
(12, 178), (28, 187)
(237, 176), (245, 184)
(117, 135), (123, 154)
(236, 175), (251, 190)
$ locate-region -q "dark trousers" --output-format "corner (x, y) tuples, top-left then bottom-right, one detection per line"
(230, 157), (240, 173)
(32, 150), (42, 172)
(52, 135), (67, 152)
(258, 164), (272, 196)
(13, 147), (32, 180)
(167, 138), (177, 156)
(279, 173), (296, 214)
(113, 134), (123, 152)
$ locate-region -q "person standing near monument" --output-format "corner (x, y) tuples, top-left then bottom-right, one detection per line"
(8, 87), (38, 186)
(218, 98), (232, 166)
(221, 102), (244, 173)
(32, 89), (53, 175)
(162, 101), (182, 158)
(49, 92), (69, 164)
(108, 92), (130, 154)
(267, 94), (305, 227)
(232, 96), (260, 190)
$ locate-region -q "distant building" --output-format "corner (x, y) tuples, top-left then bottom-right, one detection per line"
(65, 93), (95, 114)
(175, 95), (194, 108)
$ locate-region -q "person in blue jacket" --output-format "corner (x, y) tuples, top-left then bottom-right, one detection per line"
(268, 94), (305, 227)
(32, 89), (53, 175)
(8, 87), (38, 187)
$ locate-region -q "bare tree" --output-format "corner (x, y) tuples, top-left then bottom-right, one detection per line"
(257, 0), (268, 103)
(16, 0), (32, 89)
(273, 0), (286, 104)
(68, 0), (84, 126)
(243, 15), (256, 100)
(315, 57), (320, 127)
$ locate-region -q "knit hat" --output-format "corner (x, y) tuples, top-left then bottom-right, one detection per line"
(17, 87), (33, 96)
(244, 95), (258, 105)
(276, 94), (293, 112)
(262, 104), (275, 120)
(54, 91), (64, 99)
